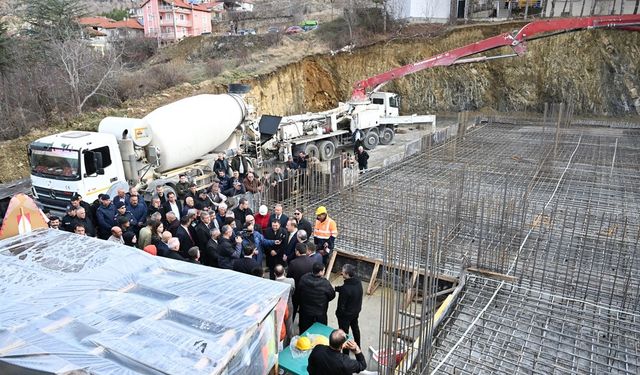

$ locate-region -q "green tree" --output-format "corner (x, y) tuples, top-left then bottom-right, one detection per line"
(0, 20), (11, 77)
(20, 0), (87, 41)
(101, 9), (129, 21)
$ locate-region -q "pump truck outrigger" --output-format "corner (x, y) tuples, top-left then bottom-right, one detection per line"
(28, 15), (640, 213)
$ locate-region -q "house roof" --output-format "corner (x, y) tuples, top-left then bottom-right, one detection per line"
(78, 16), (115, 28)
(140, 0), (212, 12)
(78, 17), (144, 30)
(110, 19), (144, 30)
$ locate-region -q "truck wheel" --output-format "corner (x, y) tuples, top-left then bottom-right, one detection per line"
(379, 127), (395, 145)
(318, 140), (336, 161)
(363, 130), (379, 150)
(304, 143), (320, 160)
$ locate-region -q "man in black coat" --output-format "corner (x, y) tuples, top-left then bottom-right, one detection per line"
(202, 228), (220, 267)
(195, 211), (213, 251)
(293, 208), (313, 238)
(175, 215), (195, 258)
(297, 262), (336, 333)
(287, 243), (315, 321)
(218, 225), (242, 269)
(264, 220), (287, 280)
(233, 243), (260, 275)
(355, 145), (369, 171)
(213, 153), (230, 176)
(232, 197), (253, 227)
(335, 264), (363, 353)
(61, 205), (78, 232)
(307, 329), (366, 375)
(74, 207), (96, 237)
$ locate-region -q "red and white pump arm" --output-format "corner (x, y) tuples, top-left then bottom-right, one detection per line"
(350, 14), (640, 101)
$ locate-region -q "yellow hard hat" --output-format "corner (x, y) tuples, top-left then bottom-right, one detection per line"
(296, 336), (312, 351)
(316, 206), (327, 215)
(312, 335), (329, 347)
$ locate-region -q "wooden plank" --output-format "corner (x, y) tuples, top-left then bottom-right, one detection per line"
(325, 249), (338, 280)
(467, 267), (517, 282)
(404, 271), (419, 308)
(367, 261), (381, 295)
(336, 248), (457, 283)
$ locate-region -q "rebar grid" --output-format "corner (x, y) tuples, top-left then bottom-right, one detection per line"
(431, 275), (640, 374)
(313, 106), (640, 374)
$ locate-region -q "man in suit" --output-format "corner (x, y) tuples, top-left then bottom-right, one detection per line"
(175, 215), (195, 258)
(283, 219), (299, 263)
(269, 204), (288, 227)
(287, 243), (316, 321)
(195, 211), (213, 252)
(264, 219), (287, 280)
(233, 243), (261, 275)
(203, 228), (220, 267)
(162, 191), (182, 221)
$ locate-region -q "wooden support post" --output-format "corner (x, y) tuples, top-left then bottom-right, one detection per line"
(367, 261), (381, 295)
(325, 249), (338, 280)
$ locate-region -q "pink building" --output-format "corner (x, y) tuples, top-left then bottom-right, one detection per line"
(141, 0), (212, 41)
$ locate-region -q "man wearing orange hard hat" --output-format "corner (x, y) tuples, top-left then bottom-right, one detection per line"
(313, 206), (338, 265)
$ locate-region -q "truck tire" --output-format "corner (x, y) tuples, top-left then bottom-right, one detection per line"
(379, 127), (395, 145)
(304, 143), (320, 160)
(363, 130), (379, 150)
(318, 140), (336, 161)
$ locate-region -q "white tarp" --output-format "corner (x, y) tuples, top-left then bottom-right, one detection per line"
(0, 229), (289, 374)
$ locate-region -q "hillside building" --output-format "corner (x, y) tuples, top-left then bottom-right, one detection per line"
(141, 0), (212, 41)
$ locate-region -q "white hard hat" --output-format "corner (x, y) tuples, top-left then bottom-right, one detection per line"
(259, 205), (268, 215)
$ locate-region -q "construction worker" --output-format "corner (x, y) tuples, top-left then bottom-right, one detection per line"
(313, 206), (338, 265)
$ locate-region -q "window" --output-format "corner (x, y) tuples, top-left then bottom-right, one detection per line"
(372, 98), (384, 105)
(30, 146), (80, 181)
(389, 96), (400, 108)
(180, 14), (185, 20)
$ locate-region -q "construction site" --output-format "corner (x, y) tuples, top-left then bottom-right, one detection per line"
(286, 105), (640, 374)
(1, 7), (640, 375)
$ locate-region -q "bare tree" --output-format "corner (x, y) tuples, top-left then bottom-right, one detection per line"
(47, 38), (122, 114)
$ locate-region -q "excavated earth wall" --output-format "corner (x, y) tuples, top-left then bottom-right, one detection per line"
(247, 25), (640, 116)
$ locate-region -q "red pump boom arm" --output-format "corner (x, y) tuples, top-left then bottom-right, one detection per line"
(351, 14), (640, 101)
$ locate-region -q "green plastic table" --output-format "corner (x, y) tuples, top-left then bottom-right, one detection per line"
(278, 322), (335, 375)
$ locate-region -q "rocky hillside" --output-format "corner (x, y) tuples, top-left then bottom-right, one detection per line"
(1, 22), (639, 182)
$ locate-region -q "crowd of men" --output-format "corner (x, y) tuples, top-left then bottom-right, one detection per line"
(45, 148), (368, 373)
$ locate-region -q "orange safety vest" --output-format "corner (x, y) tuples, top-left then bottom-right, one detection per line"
(314, 216), (338, 239)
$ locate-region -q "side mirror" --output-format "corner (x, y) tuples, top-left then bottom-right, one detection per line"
(84, 151), (97, 175)
(94, 151), (104, 169)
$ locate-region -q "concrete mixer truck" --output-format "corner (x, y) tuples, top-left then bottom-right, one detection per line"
(28, 94), (253, 213)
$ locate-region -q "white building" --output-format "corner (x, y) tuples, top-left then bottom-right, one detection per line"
(389, 0), (454, 23)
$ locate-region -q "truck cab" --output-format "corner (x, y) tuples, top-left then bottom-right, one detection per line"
(369, 92), (400, 117)
(29, 131), (126, 213)
(351, 92), (400, 132)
